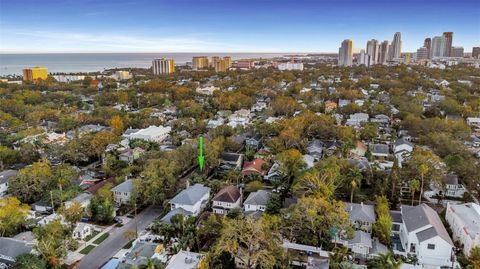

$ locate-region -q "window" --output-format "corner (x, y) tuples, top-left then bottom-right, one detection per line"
(427, 244), (435, 250)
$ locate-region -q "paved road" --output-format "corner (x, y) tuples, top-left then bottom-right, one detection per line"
(75, 205), (163, 269)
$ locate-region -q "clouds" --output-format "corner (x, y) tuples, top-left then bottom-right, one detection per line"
(0, 28), (250, 53)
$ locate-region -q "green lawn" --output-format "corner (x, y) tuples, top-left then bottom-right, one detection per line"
(79, 245), (95, 255)
(93, 233), (109, 244)
(84, 230), (100, 242)
(123, 240), (134, 249)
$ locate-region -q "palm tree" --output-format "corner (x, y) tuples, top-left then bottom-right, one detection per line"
(368, 251), (403, 269)
(410, 179), (420, 206)
(418, 164), (429, 204)
(348, 168), (362, 203)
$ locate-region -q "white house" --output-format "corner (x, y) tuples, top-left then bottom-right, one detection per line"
(398, 204), (454, 268)
(127, 125), (171, 143)
(212, 186), (242, 215)
(196, 85), (219, 95)
(394, 138), (414, 165)
(228, 109), (252, 128)
(243, 190), (271, 212)
(111, 179), (134, 206)
(346, 113), (369, 127)
(431, 174), (466, 198)
(345, 202), (376, 233)
(165, 251), (205, 269)
(169, 183), (210, 216)
(445, 203), (480, 257)
(467, 117), (480, 128)
(0, 170), (17, 197)
(64, 192), (92, 209)
(72, 222), (94, 240)
(369, 144), (389, 159)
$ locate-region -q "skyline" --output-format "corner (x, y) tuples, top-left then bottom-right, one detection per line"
(0, 0), (479, 53)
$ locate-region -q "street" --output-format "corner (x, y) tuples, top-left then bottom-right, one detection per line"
(75, 205), (163, 269)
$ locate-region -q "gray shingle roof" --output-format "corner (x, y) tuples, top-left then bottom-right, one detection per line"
(244, 190), (271, 207)
(370, 144), (389, 155)
(349, 230), (372, 247)
(0, 237), (33, 264)
(111, 179), (134, 193)
(161, 207), (193, 224)
(0, 170), (17, 185)
(346, 203), (376, 223)
(394, 138), (413, 148)
(402, 204), (453, 245)
(169, 184), (210, 206)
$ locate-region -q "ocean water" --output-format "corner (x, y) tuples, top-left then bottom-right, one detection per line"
(0, 53), (287, 76)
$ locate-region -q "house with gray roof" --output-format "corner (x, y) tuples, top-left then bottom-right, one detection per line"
(0, 170), (17, 197)
(169, 183), (210, 216)
(398, 204), (454, 268)
(445, 202), (480, 257)
(345, 202), (376, 233)
(369, 144), (389, 159)
(111, 179), (134, 206)
(244, 190), (271, 212)
(0, 237), (34, 266)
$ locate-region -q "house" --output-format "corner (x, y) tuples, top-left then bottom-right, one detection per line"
(65, 192), (92, 209)
(119, 147), (145, 164)
(264, 162), (281, 181)
(369, 144), (389, 159)
(245, 134), (262, 150)
(281, 240), (330, 269)
(212, 186), (242, 215)
(72, 222), (94, 240)
(244, 190), (271, 212)
(196, 85), (219, 95)
(431, 174), (466, 198)
(467, 117), (480, 128)
(219, 152), (243, 171)
(169, 183), (210, 216)
(307, 139), (325, 161)
(111, 179), (134, 206)
(165, 250), (205, 269)
(0, 237), (34, 266)
(0, 170), (17, 197)
(345, 230), (373, 259)
(345, 202), (376, 232)
(394, 138), (414, 164)
(127, 125), (171, 143)
(324, 101), (337, 113)
(206, 118), (224, 129)
(228, 109), (252, 128)
(242, 158), (267, 177)
(346, 113), (369, 127)
(398, 204), (454, 268)
(121, 241), (164, 268)
(445, 203), (480, 257)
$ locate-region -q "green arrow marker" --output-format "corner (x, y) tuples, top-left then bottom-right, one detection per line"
(198, 135), (204, 172)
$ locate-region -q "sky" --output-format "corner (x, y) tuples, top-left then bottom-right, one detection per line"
(0, 0), (479, 53)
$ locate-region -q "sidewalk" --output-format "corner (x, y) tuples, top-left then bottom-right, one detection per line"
(65, 223), (117, 265)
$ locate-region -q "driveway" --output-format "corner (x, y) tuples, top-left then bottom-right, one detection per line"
(75, 205), (163, 269)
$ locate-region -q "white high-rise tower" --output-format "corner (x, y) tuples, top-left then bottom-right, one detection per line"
(338, 39), (353, 67)
(391, 32), (402, 60)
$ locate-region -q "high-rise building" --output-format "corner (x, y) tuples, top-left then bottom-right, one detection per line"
(424, 38), (432, 59)
(379, 40), (390, 64)
(451, 47), (464, 58)
(443, 32), (453, 57)
(431, 36), (446, 58)
(366, 39), (380, 65)
(338, 39), (353, 67)
(210, 56), (220, 68)
(214, 57), (232, 72)
(22, 66), (48, 81)
(152, 58), (175, 75)
(358, 49), (371, 67)
(192, 56), (209, 70)
(416, 47), (429, 60)
(473, 47), (480, 59)
(391, 32), (402, 60)
(223, 56), (232, 68)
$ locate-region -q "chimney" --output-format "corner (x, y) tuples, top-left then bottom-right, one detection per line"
(361, 202), (364, 207)
(186, 179), (190, 188)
